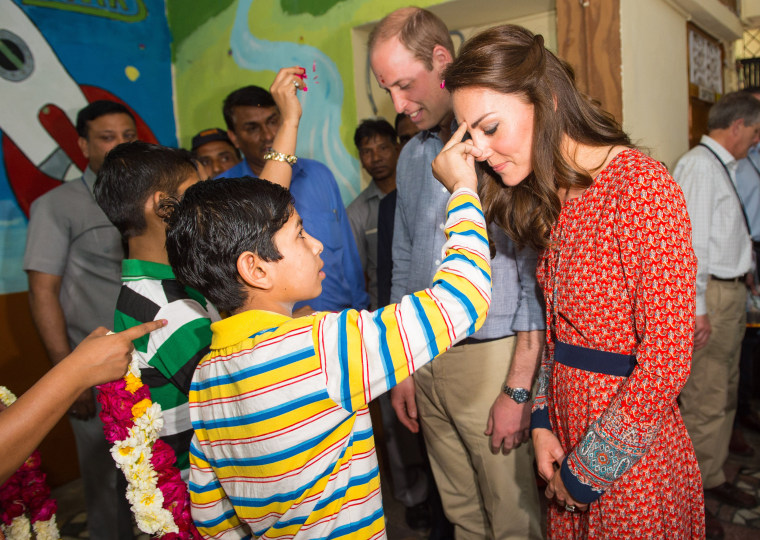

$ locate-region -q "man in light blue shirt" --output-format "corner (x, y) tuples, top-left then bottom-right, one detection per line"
(369, 8), (543, 539)
(218, 85), (368, 313)
(736, 142), (760, 242)
(732, 87), (760, 455)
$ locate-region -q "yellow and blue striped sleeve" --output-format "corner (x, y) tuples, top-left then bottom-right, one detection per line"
(316, 189), (492, 412)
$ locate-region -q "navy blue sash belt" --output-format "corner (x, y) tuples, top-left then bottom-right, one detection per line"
(554, 341), (637, 377)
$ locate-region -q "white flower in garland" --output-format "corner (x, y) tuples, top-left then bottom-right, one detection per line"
(2, 515), (31, 540)
(32, 517), (59, 540)
(100, 356), (183, 536)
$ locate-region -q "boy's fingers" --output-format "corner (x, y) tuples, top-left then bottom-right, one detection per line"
(441, 122), (468, 151)
(120, 319), (167, 341)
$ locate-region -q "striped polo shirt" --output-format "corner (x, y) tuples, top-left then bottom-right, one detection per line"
(188, 190), (492, 539)
(114, 259), (220, 478)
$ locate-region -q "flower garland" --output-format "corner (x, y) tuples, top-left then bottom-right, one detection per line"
(0, 386), (60, 540)
(98, 355), (201, 538)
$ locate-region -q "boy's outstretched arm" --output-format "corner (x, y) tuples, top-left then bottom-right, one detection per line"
(319, 121), (491, 412)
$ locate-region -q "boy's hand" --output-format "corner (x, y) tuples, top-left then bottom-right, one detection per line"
(390, 377), (419, 433)
(432, 122), (483, 194)
(270, 66), (305, 128)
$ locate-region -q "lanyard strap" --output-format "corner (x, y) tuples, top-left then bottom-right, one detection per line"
(698, 143), (751, 234)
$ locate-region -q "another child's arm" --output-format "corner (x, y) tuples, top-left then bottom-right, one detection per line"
(258, 66), (304, 189)
(0, 321), (165, 483)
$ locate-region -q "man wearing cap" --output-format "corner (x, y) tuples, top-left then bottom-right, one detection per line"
(190, 127), (241, 177)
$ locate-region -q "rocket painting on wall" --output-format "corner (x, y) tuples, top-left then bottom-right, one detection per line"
(0, 0), (175, 294)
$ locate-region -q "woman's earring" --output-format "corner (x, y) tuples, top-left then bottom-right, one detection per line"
(440, 80), (445, 89)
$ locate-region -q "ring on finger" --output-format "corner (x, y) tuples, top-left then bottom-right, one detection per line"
(292, 80), (300, 89)
(565, 504), (577, 512)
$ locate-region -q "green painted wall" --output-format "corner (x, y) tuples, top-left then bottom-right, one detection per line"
(168, 0), (441, 200)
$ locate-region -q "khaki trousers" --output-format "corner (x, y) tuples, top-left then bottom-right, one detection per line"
(414, 337), (542, 540)
(680, 279), (746, 489)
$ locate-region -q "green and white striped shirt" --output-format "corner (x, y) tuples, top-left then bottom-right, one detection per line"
(114, 259), (220, 479)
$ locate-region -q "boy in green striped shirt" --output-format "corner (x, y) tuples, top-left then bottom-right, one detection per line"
(94, 141), (220, 478)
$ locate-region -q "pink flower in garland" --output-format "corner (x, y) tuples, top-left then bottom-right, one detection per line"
(0, 386), (60, 537)
(151, 440), (176, 471)
(34, 499), (57, 523)
(98, 356), (202, 538)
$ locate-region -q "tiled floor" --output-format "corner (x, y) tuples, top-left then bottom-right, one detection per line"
(50, 427), (760, 539)
(707, 426), (760, 540)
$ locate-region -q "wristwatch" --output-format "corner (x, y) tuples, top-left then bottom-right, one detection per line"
(503, 384), (531, 404)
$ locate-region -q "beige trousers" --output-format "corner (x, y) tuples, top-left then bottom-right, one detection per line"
(680, 279), (746, 489)
(414, 337), (542, 540)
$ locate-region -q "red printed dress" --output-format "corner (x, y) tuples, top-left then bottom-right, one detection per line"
(532, 149), (705, 538)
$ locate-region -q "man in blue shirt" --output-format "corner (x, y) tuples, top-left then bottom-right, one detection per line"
(369, 8), (543, 539)
(732, 87), (760, 457)
(218, 85), (368, 313)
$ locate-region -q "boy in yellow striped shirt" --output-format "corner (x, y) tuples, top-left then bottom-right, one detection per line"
(164, 124), (491, 539)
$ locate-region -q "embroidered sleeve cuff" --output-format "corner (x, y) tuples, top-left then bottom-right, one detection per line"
(530, 406), (551, 431)
(560, 456), (604, 505)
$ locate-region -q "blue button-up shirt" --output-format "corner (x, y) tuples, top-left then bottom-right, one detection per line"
(391, 129), (545, 339)
(219, 159), (369, 312)
(736, 143), (760, 242)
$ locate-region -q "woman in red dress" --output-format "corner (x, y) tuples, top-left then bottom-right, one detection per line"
(432, 25), (704, 538)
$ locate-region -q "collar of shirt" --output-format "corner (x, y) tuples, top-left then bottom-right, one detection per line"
(700, 134), (738, 173)
(417, 117), (459, 144)
(81, 167), (97, 194)
(362, 180), (386, 202)
(209, 309), (292, 350)
(121, 259), (175, 281)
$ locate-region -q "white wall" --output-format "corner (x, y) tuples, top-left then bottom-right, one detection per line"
(621, 0), (690, 168)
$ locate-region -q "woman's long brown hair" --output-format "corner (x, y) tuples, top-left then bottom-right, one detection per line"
(443, 25), (631, 250)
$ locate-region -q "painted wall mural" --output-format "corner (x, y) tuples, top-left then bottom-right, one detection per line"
(170, 0), (439, 202)
(0, 0), (175, 294)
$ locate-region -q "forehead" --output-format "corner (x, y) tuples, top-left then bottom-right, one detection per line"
(195, 140), (236, 156)
(231, 105), (278, 126)
(358, 133), (394, 149)
(87, 112), (136, 132)
(370, 36), (429, 86)
(277, 207), (301, 235)
(452, 87), (529, 118)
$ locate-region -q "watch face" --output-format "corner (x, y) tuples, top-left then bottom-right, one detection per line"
(510, 388), (530, 403)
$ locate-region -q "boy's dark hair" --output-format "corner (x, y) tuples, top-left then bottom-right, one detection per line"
(76, 100), (135, 138)
(223, 86), (276, 132)
(353, 118), (397, 149)
(94, 141), (198, 240)
(165, 177), (294, 313)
